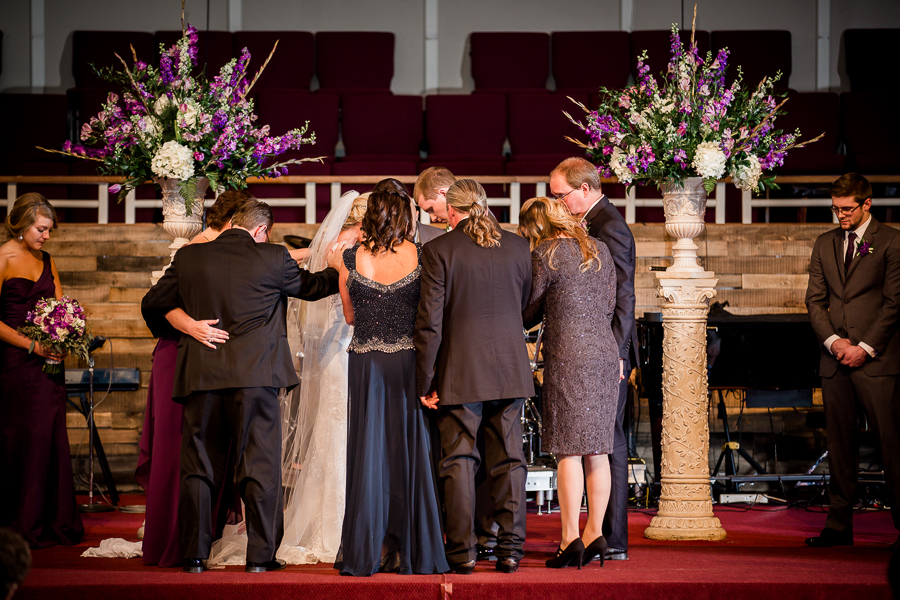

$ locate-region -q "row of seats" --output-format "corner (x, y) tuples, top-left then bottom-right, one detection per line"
(3, 89), (898, 179)
(65, 27), (900, 98)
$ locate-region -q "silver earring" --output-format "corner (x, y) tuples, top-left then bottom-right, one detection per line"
(19, 235), (23, 240)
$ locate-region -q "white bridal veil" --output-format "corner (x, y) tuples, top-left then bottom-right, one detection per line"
(209, 191), (359, 565)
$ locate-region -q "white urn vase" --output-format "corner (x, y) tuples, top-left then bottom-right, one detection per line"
(662, 177), (708, 274)
(151, 177), (208, 285)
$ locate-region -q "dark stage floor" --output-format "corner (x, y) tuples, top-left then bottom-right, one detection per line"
(18, 495), (896, 600)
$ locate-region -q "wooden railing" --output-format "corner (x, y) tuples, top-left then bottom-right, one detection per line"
(4, 174), (899, 225)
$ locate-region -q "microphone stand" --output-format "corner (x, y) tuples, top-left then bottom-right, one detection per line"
(79, 338), (113, 513)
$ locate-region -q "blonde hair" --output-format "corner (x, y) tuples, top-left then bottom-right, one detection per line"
(445, 179), (501, 248)
(413, 166), (456, 202)
(518, 197), (601, 272)
(342, 193), (369, 231)
(551, 157), (602, 192)
(6, 193), (58, 239)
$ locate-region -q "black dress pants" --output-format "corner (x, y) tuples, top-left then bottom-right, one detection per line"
(602, 369), (630, 551)
(180, 387), (284, 563)
(437, 398), (527, 564)
(822, 368), (900, 534)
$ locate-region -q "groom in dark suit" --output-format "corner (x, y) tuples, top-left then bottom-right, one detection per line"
(551, 157), (638, 561)
(805, 173), (900, 549)
(142, 200), (340, 572)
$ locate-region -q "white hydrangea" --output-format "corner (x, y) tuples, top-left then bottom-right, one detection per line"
(151, 140), (195, 180)
(692, 141), (727, 180)
(609, 147), (633, 184)
(731, 154), (763, 191)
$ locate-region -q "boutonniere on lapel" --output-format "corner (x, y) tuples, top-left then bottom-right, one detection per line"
(578, 219), (588, 232)
(856, 238), (874, 256)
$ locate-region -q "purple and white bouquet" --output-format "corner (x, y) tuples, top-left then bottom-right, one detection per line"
(566, 23), (822, 194)
(18, 296), (93, 374)
(42, 20), (317, 211)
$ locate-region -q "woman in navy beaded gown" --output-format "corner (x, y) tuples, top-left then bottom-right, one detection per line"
(334, 190), (448, 576)
(0, 194), (83, 549)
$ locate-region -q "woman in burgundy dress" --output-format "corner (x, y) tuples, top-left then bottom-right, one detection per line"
(0, 194), (84, 549)
(136, 191), (247, 567)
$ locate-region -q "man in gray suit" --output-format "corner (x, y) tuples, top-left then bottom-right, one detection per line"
(550, 157), (638, 561)
(805, 173), (900, 549)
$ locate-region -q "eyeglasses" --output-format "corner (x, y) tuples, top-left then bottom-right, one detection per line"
(830, 204), (862, 216)
(552, 189), (576, 202)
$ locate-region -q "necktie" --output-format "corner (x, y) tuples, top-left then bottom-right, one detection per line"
(845, 231), (857, 273)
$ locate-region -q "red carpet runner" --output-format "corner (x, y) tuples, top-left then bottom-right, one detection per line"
(19, 496), (895, 600)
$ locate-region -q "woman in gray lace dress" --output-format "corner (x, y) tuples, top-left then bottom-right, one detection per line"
(520, 196), (619, 570)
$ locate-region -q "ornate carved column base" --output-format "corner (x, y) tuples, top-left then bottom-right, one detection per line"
(644, 273), (726, 542)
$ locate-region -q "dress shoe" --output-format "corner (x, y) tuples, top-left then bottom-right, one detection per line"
(581, 536), (609, 567)
(546, 538), (584, 569)
(476, 544), (497, 562)
(183, 558), (205, 574)
(378, 550), (401, 574)
(245, 559), (287, 573)
(451, 559), (476, 575)
(604, 547), (629, 561)
(495, 557), (519, 573)
(805, 529), (853, 548)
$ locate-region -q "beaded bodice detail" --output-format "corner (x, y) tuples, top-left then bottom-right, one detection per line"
(344, 243), (422, 354)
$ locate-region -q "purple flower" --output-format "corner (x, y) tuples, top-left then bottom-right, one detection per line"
(857, 238), (874, 256)
(109, 184), (122, 194)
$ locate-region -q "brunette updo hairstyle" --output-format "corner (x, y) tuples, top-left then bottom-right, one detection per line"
(6, 193), (58, 239)
(445, 179), (501, 248)
(360, 191), (412, 254)
(207, 189), (253, 231)
(372, 178), (412, 202)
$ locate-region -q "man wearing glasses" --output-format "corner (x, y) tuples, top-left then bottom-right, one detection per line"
(805, 173), (900, 550)
(549, 157), (638, 561)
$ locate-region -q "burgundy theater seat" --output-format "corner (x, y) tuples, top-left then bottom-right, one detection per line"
(505, 93), (589, 177)
(420, 94), (507, 174)
(841, 92), (900, 174)
(844, 29), (900, 94)
(0, 94), (69, 163)
(340, 94), (423, 169)
(233, 31), (314, 91)
(774, 92), (844, 175)
(72, 31), (155, 88)
(332, 161), (419, 177)
(250, 91), (338, 221)
(630, 30), (710, 81)
(711, 30), (791, 90)
(315, 31), (394, 98)
(155, 30), (234, 77)
(252, 90), (340, 165)
(470, 32), (551, 95)
(552, 31), (631, 95)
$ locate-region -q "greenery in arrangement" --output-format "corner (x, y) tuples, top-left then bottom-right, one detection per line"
(41, 10), (318, 212)
(566, 13), (821, 194)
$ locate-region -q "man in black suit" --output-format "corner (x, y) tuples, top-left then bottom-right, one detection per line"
(805, 173), (900, 549)
(550, 157), (638, 561)
(415, 179), (534, 574)
(142, 200), (340, 573)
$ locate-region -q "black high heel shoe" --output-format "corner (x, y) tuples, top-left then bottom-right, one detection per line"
(581, 535), (608, 567)
(545, 538), (585, 569)
(378, 550), (401, 573)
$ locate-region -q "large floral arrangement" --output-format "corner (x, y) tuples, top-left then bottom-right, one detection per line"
(18, 296), (93, 374)
(566, 22), (821, 194)
(42, 19), (317, 211)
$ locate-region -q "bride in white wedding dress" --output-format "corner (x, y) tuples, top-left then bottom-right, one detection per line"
(208, 191), (367, 565)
